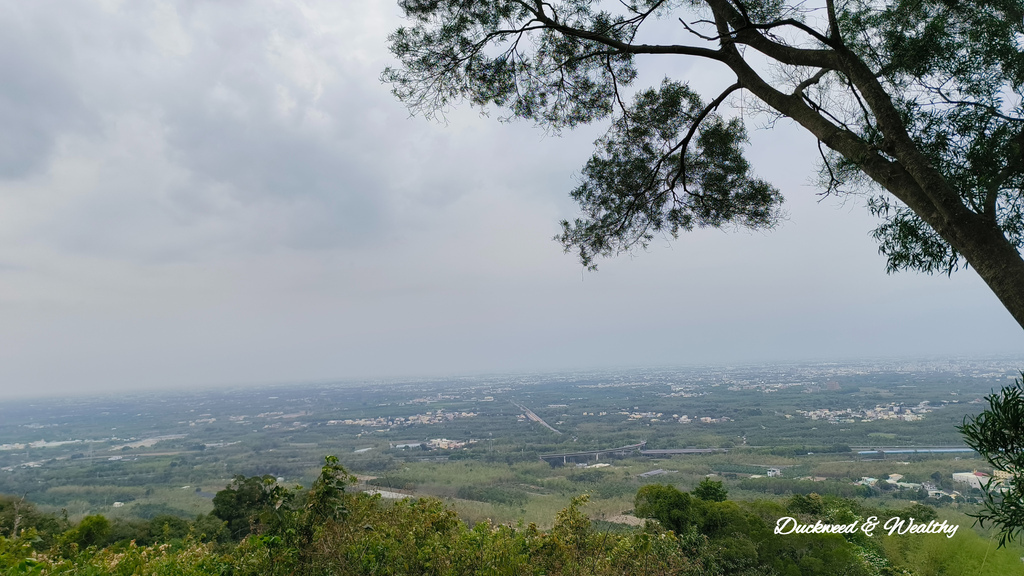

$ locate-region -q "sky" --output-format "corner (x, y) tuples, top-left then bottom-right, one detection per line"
(0, 1), (1021, 399)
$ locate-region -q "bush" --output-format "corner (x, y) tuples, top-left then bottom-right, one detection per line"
(455, 485), (528, 507)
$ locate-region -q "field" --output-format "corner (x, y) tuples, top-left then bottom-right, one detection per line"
(0, 357), (1019, 531)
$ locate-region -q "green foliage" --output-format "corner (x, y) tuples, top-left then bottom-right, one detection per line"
(384, 1), (784, 272)
(879, 510), (1024, 576)
(68, 514), (111, 549)
(190, 514), (228, 544)
(294, 455), (356, 551)
(211, 474), (293, 540)
(9, 456), (1021, 576)
(958, 374), (1024, 546)
(304, 456), (354, 521)
(105, 517), (151, 547)
(566, 468), (608, 484)
(147, 515), (192, 543)
(0, 496), (59, 547)
(901, 503), (938, 523)
(738, 477), (867, 498)
(693, 478), (728, 502)
(787, 493), (826, 515)
(383, 0), (1024, 337)
(635, 484), (884, 576)
(766, 444), (851, 457)
(129, 502), (191, 520)
(560, 80), (783, 269)
(845, 0), (1024, 272)
(0, 530), (44, 576)
(209, 455), (357, 551)
(456, 485), (528, 507)
(366, 475), (418, 491)
(634, 483), (697, 534)
(383, 0), (637, 128)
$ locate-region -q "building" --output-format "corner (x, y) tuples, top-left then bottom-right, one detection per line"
(952, 470), (991, 491)
(392, 442), (423, 449)
(427, 438), (466, 450)
(993, 469), (1013, 483)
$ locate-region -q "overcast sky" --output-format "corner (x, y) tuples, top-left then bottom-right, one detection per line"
(0, 1), (1021, 399)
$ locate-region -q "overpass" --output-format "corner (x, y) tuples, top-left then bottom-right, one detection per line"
(640, 448), (727, 456)
(851, 445), (975, 457)
(540, 442), (647, 465)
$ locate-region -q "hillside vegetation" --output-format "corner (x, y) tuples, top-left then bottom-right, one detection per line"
(2, 457), (1021, 576)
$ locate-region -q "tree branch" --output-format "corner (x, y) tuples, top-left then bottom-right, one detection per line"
(792, 68), (829, 97)
(817, 139), (840, 198)
(922, 85), (1024, 123)
(706, 0), (840, 69)
(741, 18), (834, 48)
(605, 55), (630, 121)
(669, 82), (743, 191)
(985, 157), (1023, 219)
(825, 0), (841, 41)
(521, 1), (728, 61)
(704, 20), (936, 226)
(679, 18), (718, 42)
(835, 71), (877, 139)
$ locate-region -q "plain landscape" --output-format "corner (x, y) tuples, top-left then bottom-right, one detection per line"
(6, 357), (1024, 573)
(2, 357), (1013, 520)
(1, 360), (1021, 526)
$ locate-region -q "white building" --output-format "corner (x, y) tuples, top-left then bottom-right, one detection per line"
(952, 471), (991, 491)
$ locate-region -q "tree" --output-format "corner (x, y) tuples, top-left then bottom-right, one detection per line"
(0, 495), (60, 546)
(385, 0), (1024, 544)
(295, 455), (355, 550)
(958, 376), (1024, 547)
(383, 0), (1024, 328)
(67, 515), (110, 549)
(693, 478), (729, 502)
(633, 484), (697, 533)
(211, 474), (293, 540)
(385, 0), (1024, 545)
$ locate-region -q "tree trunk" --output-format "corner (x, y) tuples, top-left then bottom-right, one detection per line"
(945, 215), (1024, 331)
(724, 51), (1024, 331)
(705, 5), (1024, 332)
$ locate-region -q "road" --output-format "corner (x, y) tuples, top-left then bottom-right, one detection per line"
(511, 401), (562, 435)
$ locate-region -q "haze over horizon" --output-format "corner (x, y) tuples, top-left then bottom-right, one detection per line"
(1, 1), (1022, 400)
(3, 352), (1022, 405)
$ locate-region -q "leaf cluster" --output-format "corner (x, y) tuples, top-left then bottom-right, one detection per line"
(958, 374), (1024, 547)
(384, 0), (638, 128)
(559, 80), (782, 268)
(838, 0), (1024, 273)
(385, 0), (1024, 280)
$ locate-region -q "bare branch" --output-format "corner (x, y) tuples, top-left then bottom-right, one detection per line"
(817, 139), (840, 199)
(834, 71), (877, 139)
(921, 85), (1024, 123)
(679, 18), (718, 42)
(801, 91), (853, 133)
(605, 55), (630, 121)
(741, 18), (834, 48)
(792, 68), (829, 97)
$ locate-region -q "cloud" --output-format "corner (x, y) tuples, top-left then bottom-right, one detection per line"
(0, 1), (459, 260)
(0, 0), (1020, 397)
(0, 3), (95, 177)
(0, 0), (609, 266)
